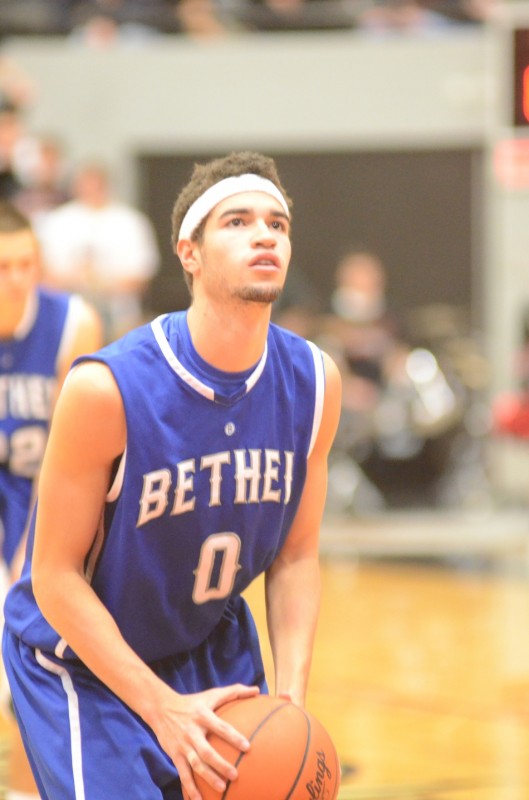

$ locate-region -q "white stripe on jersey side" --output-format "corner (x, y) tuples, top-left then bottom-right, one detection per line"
(55, 294), (84, 372)
(151, 315), (269, 401)
(35, 649), (86, 800)
(306, 341), (325, 458)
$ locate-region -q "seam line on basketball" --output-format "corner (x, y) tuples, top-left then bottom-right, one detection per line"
(284, 708), (311, 800)
(221, 700), (291, 800)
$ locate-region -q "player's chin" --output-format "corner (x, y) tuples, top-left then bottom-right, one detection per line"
(237, 284), (284, 305)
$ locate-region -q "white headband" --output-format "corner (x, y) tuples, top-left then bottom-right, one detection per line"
(178, 173), (290, 241)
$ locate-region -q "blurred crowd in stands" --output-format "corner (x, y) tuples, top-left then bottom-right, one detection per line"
(273, 250), (492, 512)
(0, 60), (494, 511)
(0, 0), (501, 42)
(0, 7), (508, 511)
(0, 77), (161, 342)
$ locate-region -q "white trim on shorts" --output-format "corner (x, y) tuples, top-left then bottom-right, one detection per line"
(35, 649), (86, 800)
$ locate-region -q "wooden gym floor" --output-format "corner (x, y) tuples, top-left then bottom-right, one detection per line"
(246, 510), (529, 800)
(1, 509), (529, 799)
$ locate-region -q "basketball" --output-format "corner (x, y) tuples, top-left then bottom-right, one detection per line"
(183, 694), (341, 800)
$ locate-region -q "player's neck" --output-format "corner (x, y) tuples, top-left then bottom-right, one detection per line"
(0, 302), (25, 338)
(186, 301), (270, 372)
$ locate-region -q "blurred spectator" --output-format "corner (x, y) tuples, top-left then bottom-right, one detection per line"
(70, 13), (129, 46)
(319, 249), (462, 511)
(320, 248), (405, 415)
(0, 102), (39, 203)
(69, 0), (179, 44)
(0, 0), (73, 36)
(221, 0), (356, 31)
(357, 0), (457, 35)
(0, 0), (497, 37)
(421, 0), (500, 25)
(14, 134), (71, 234)
(0, 103), (23, 202)
(175, 0), (231, 38)
(39, 162), (161, 342)
(68, 0), (234, 44)
(0, 54), (36, 109)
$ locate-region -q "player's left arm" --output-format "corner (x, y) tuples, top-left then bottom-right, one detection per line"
(56, 298), (103, 391)
(265, 350), (342, 707)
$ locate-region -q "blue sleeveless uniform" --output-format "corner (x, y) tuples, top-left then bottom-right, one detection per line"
(0, 287), (76, 567)
(3, 312), (325, 800)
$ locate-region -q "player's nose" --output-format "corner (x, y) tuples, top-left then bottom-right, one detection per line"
(251, 218), (277, 246)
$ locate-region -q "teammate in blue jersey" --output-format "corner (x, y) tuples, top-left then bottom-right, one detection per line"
(0, 200), (101, 800)
(3, 152), (342, 800)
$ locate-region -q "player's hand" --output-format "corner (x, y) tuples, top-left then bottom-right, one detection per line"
(151, 682), (259, 800)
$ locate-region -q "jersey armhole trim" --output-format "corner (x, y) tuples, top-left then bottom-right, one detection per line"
(306, 341), (325, 459)
(106, 447), (127, 503)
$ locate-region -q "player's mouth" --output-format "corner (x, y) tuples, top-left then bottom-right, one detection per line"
(248, 254), (281, 270)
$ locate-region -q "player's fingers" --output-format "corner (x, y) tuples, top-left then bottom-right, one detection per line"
(210, 683), (259, 710)
(174, 755), (201, 800)
(173, 756), (198, 800)
(184, 745), (233, 795)
(199, 705), (250, 754)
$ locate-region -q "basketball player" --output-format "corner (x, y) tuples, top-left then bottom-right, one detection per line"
(2, 152), (342, 800)
(0, 201), (101, 800)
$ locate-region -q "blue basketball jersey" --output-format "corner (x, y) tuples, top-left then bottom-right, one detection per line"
(0, 287), (77, 566)
(4, 312), (325, 666)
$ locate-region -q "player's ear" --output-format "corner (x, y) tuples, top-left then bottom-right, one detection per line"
(176, 239), (200, 278)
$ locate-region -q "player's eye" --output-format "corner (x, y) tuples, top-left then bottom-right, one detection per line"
(271, 219), (289, 233)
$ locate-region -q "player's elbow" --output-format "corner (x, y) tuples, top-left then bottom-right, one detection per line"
(31, 558), (68, 624)
(31, 561), (55, 617)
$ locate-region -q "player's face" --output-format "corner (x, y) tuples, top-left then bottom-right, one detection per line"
(196, 191), (292, 305)
(0, 229), (40, 313)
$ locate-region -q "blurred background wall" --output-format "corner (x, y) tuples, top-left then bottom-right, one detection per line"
(4, 4), (529, 499)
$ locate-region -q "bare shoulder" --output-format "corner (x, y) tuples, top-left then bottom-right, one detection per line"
(58, 359), (124, 429)
(53, 360), (126, 462)
(63, 360), (122, 411)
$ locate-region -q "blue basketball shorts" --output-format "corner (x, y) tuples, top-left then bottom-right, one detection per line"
(3, 630), (184, 799)
(2, 599), (267, 799)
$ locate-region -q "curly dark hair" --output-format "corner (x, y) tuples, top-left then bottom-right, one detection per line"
(171, 152), (292, 295)
(171, 151), (292, 248)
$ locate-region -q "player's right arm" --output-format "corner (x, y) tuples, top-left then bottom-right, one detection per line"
(31, 361), (257, 800)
